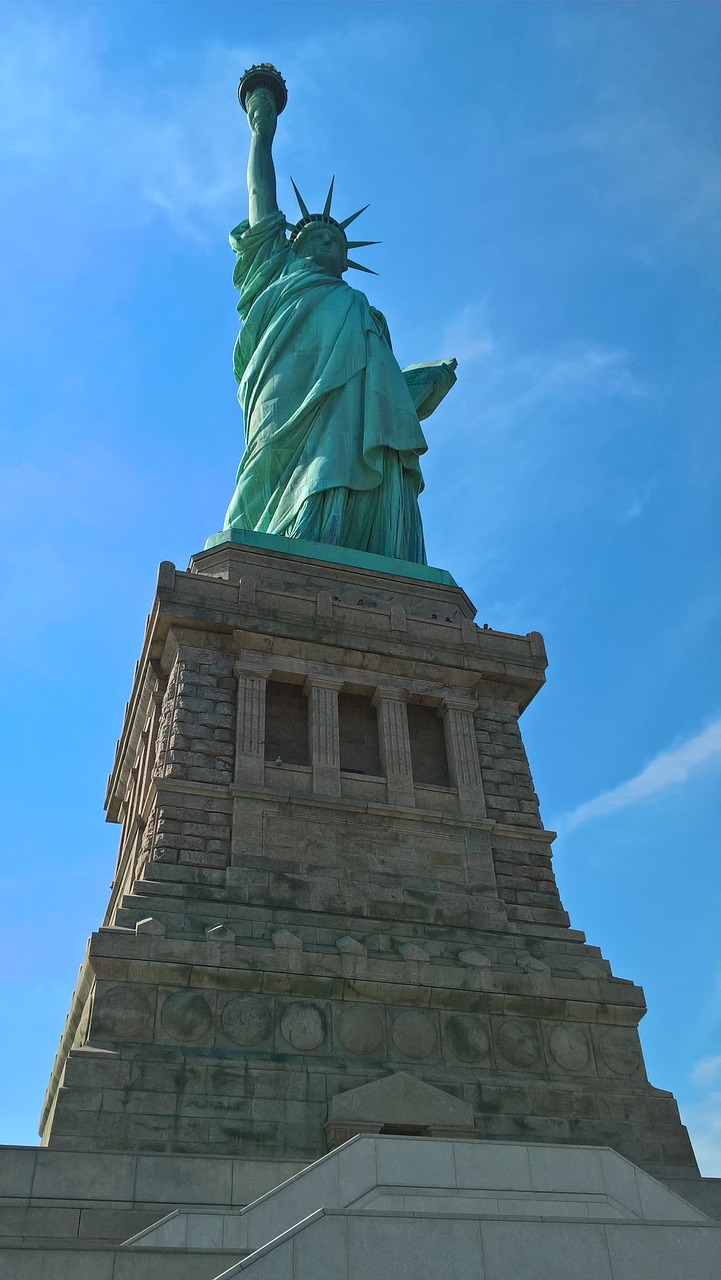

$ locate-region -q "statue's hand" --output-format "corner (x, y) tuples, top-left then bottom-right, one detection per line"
(247, 88), (277, 142)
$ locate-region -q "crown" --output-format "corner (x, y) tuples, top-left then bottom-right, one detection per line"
(238, 63), (288, 114)
(287, 177), (379, 275)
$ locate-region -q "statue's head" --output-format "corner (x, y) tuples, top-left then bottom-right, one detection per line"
(287, 178), (379, 279)
(293, 221), (348, 278)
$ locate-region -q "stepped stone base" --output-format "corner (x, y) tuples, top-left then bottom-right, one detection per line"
(1, 1137), (719, 1279)
(35, 540), (697, 1178)
(4, 536), (717, 1274)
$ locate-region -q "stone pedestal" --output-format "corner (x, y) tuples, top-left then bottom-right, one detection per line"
(37, 538), (697, 1180)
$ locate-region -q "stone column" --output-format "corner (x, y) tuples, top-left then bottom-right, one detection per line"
(234, 658), (271, 786)
(440, 695), (486, 816)
(304, 675), (344, 797)
(372, 688), (415, 808)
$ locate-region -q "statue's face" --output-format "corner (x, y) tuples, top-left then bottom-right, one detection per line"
(294, 224), (347, 278)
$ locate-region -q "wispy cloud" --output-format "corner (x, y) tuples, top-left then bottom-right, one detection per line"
(0, 9), (412, 242)
(0, 15), (253, 239)
(563, 719), (721, 832)
(441, 303), (495, 365)
(573, 106), (721, 261)
(685, 1047), (721, 1175)
(684, 1092), (721, 1178)
(479, 343), (643, 434)
(423, 300), (648, 589)
(617, 486), (655, 524)
(440, 302), (644, 437)
(0, 447), (143, 670)
(693, 1056), (721, 1087)
(550, 11), (721, 264)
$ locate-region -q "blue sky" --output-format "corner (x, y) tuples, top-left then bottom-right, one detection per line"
(1, 1), (720, 1172)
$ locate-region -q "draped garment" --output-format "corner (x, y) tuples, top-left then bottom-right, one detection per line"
(223, 211), (428, 563)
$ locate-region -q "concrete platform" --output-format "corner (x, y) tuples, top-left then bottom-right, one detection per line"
(2, 1126), (720, 1276)
(120, 1135), (721, 1279)
(0, 1142), (303, 1278)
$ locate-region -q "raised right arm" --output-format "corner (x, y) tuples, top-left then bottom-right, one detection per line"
(246, 88), (279, 226)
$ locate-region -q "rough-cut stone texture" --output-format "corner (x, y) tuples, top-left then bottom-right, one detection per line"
(38, 542), (697, 1180)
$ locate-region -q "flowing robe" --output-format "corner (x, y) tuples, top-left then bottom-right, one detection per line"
(223, 211), (429, 563)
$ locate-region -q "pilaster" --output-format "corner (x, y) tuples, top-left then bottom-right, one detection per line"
(234, 657), (271, 786)
(372, 688), (415, 808)
(441, 694), (486, 816)
(304, 675), (344, 797)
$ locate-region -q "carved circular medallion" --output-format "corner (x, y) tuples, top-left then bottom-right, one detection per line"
(222, 997), (271, 1047)
(392, 1010), (436, 1060)
(280, 1003), (326, 1052)
(92, 985), (152, 1040)
(338, 1006), (384, 1057)
(598, 1029), (640, 1077)
(496, 1019), (541, 1068)
(446, 1015), (490, 1064)
(548, 1025), (591, 1073)
(161, 991), (212, 1042)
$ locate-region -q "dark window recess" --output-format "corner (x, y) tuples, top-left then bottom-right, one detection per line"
(264, 681), (309, 765)
(407, 703), (450, 786)
(380, 1124), (430, 1136)
(339, 693), (381, 775)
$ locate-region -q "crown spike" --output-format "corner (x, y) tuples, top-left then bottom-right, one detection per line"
(339, 204), (370, 230)
(290, 178), (311, 220)
(346, 258), (378, 275)
(323, 176), (335, 218)
(346, 240), (380, 250)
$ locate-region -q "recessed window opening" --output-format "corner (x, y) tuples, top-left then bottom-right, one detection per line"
(264, 680), (310, 765)
(407, 703), (449, 786)
(339, 692), (381, 775)
(379, 1124), (430, 1136)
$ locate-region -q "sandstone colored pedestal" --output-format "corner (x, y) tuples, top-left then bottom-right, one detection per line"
(38, 541), (696, 1181)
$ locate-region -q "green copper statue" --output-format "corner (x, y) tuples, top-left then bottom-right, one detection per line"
(221, 63), (457, 565)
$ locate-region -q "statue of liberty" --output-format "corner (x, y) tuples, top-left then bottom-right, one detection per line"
(221, 64), (457, 566)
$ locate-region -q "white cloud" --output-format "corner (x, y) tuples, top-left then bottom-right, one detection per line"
(573, 106), (721, 259)
(0, 16), (253, 239)
(0, 9), (413, 242)
(684, 1092), (721, 1178)
(481, 343), (644, 434)
(563, 719), (721, 832)
(617, 487), (654, 524)
(693, 1056), (721, 1087)
(441, 303), (495, 365)
(438, 307), (646, 461)
(549, 12), (721, 263)
(423, 302), (648, 586)
(441, 303), (644, 438)
(0, 448), (143, 668)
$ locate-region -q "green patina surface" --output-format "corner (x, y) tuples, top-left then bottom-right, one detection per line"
(216, 66), (457, 569)
(204, 526), (458, 586)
